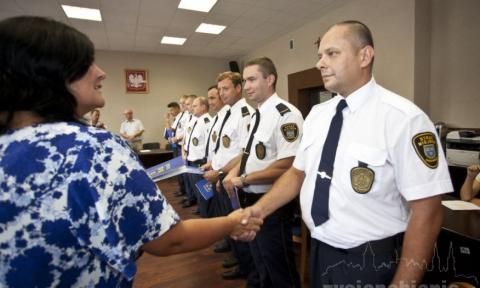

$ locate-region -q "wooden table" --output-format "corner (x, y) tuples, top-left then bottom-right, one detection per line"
(137, 149), (173, 168)
(423, 196), (480, 286)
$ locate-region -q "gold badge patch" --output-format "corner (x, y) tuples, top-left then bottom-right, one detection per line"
(281, 123), (299, 142)
(350, 166), (375, 194)
(212, 131), (217, 143)
(412, 132), (438, 169)
(255, 142), (266, 159)
(192, 137), (199, 146)
(222, 135), (230, 148)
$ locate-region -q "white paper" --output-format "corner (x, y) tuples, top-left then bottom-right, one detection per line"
(441, 200), (480, 210)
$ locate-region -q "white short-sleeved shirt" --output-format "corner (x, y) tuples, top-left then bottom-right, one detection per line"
(207, 105), (230, 161)
(186, 113), (212, 162)
(176, 112), (191, 146)
(294, 78), (453, 249)
(243, 94), (303, 194)
(172, 111), (185, 135)
(212, 98), (254, 170)
(476, 173), (480, 182)
(119, 119), (144, 142)
(182, 114), (196, 151)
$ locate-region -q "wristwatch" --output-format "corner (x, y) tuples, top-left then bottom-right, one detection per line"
(217, 169), (225, 180)
(240, 173), (248, 186)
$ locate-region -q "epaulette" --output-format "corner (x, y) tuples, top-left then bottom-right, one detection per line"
(204, 117), (210, 123)
(241, 106), (250, 117)
(276, 103), (291, 116)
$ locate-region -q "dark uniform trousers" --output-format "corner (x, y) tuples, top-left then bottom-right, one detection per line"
(310, 232), (404, 287)
(216, 179), (258, 286)
(239, 190), (301, 288)
(173, 146), (186, 194)
(187, 159), (208, 217)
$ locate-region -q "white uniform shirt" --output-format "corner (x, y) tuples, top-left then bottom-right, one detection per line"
(294, 78), (453, 249)
(183, 114), (196, 153)
(475, 173), (480, 182)
(207, 105), (230, 161)
(243, 94), (304, 194)
(212, 98), (254, 170)
(119, 119), (144, 142)
(186, 113), (212, 162)
(176, 112), (191, 146)
(172, 111), (185, 135)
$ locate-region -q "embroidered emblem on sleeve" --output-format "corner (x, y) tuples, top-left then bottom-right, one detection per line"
(412, 132), (438, 169)
(281, 123), (299, 142)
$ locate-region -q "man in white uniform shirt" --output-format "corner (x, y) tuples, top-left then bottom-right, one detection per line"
(180, 94), (198, 208)
(202, 85), (229, 217)
(185, 96), (211, 217)
(119, 109), (144, 152)
(203, 72), (256, 282)
(223, 57), (303, 288)
(242, 21), (453, 286)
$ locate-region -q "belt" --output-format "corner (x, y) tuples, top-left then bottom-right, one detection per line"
(238, 189), (263, 208)
(187, 159), (207, 167)
(321, 232), (405, 255)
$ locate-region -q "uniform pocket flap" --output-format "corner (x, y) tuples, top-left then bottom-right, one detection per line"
(348, 142), (387, 166)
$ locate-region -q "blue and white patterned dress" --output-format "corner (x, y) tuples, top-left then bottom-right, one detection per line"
(0, 122), (179, 287)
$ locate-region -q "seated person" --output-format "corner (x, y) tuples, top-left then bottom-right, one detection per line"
(0, 16), (261, 287)
(90, 108), (107, 129)
(460, 164), (480, 206)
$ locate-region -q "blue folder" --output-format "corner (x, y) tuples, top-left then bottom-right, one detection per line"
(195, 179), (214, 200)
(145, 156), (203, 182)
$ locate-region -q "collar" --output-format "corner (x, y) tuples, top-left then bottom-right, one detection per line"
(230, 98), (247, 113)
(338, 77), (375, 113)
(257, 93), (280, 115)
(217, 105), (230, 116)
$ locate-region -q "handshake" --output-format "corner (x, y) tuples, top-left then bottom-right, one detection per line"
(227, 206), (264, 242)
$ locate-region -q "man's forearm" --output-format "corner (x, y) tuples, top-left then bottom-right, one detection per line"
(390, 196), (443, 286)
(253, 166), (304, 219)
(243, 157), (293, 185)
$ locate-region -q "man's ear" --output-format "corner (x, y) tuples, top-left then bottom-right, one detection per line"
(267, 74), (275, 88)
(359, 45), (374, 68)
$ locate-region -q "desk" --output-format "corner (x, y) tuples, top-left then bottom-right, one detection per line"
(138, 149), (173, 168)
(424, 197), (480, 286)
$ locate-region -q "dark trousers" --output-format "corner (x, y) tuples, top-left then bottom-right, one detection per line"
(310, 232), (404, 287)
(240, 191), (301, 288)
(173, 146), (186, 194)
(217, 182), (258, 285)
(187, 159), (208, 217)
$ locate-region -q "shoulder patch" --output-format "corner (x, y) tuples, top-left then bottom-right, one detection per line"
(241, 106), (250, 117)
(412, 132), (438, 169)
(276, 103), (291, 116)
(204, 117), (210, 123)
(281, 123), (299, 142)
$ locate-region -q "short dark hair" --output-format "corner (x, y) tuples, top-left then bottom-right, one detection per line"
(0, 16), (94, 133)
(336, 20), (374, 49)
(167, 102), (180, 109)
(244, 57), (278, 90)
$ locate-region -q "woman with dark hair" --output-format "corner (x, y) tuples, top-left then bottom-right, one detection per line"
(0, 16), (260, 287)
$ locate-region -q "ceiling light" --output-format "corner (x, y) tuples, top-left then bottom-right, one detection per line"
(196, 23), (226, 34)
(178, 0), (217, 12)
(61, 5), (102, 21)
(161, 36), (187, 45)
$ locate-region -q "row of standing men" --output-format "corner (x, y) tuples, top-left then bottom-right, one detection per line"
(165, 20), (453, 287)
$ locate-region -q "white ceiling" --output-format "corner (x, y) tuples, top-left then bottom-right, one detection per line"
(0, 0), (342, 59)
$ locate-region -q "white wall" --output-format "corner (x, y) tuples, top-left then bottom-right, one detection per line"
(94, 51), (228, 146)
(238, 0), (416, 102)
(429, 0), (480, 127)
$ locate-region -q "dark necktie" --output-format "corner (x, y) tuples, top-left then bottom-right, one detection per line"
(239, 109), (260, 175)
(205, 114), (219, 158)
(186, 120), (198, 156)
(214, 109), (232, 153)
(311, 99), (348, 226)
